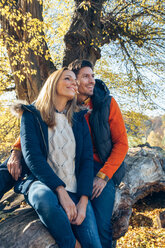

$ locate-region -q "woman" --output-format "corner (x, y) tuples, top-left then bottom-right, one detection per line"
(14, 68), (102, 248)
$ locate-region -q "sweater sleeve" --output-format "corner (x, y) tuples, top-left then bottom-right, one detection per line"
(12, 136), (21, 151)
(20, 110), (66, 191)
(99, 97), (128, 179)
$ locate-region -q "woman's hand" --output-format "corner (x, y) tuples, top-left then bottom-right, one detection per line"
(56, 186), (77, 222)
(71, 196), (88, 225)
(91, 177), (107, 200)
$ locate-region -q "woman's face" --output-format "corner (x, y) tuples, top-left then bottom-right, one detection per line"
(56, 70), (78, 100)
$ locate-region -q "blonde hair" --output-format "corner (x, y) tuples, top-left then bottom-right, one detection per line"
(35, 67), (78, 127)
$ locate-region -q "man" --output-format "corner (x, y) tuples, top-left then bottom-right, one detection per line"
(69, 60), (128, 247)
(0, 60), (128, 247)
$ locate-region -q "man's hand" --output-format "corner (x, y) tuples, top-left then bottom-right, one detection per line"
(7, 150), (22, 181)
(91, 177), (107, 200)
(71, 196), (88, 225)
(56, 186), (77, 222)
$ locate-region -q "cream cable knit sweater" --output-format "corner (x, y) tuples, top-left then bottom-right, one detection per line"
(47, 112), (77, 193)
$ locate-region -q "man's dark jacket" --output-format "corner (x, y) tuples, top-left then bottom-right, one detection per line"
(89, 79), (126, 186)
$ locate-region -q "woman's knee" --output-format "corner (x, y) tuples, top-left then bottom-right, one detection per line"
(28, 181), (58, 214)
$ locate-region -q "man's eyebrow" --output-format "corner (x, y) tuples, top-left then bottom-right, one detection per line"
(82, 73), (95, 76)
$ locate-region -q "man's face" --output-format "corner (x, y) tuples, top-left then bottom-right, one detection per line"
(77, 67), (95, 102)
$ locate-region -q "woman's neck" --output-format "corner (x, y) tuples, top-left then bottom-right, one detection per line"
(54, 96), (67, 113)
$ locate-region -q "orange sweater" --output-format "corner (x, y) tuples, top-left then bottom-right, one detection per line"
(13, 97), (128, 180)
(12, 136), (21, 150)
(85, 97), (128, 180)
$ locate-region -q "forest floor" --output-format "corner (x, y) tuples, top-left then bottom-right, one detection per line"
(117, 191), (165, 248)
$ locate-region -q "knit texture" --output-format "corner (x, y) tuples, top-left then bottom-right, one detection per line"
(47, 113), (77, 193)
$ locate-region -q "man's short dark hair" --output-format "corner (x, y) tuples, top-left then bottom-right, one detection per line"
(68, 59), (93, 76)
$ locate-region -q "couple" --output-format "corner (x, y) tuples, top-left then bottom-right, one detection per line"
(0, 60), (128, 248)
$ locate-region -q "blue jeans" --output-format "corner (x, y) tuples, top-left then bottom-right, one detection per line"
(0, 158), (15, 200)
(26, 181), (102, 248)
(0, 156), (29, 200)
(92, 161), (116, 248)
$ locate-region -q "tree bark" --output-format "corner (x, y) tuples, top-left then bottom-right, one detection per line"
(63, 1), (107, 66)
(0, 0), (55, 102)
(0, 146), (164, 247)
(112, 146), (165, 239)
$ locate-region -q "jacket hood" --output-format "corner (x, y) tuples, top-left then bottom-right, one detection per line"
(91, 79), (110, 109)
(11, 101), (87, 122)
(11, 101), (39, 118)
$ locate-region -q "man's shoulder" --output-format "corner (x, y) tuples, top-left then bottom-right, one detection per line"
(95, 79), (109, 94)
(92, 79), (110, 107)
(110, 97), (120, 108)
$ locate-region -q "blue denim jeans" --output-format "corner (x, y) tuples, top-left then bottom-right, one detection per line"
(92, 161), (116, 248)
(26, 180), (102, 248)
(0, 158), (15, 200)
(0, 156), (29, 200)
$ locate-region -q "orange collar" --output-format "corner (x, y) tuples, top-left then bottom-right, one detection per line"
(84, 98), (91, 105)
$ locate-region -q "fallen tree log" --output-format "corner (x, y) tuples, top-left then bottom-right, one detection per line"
(112, 146), (165, 239)
(0, 146), (165, 247)
(0, 192), (58, 248)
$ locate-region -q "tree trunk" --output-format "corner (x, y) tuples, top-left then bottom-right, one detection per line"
(0, 0), (55, 102)
(63, 1), (106, 66)
(0, 146), (165, 247)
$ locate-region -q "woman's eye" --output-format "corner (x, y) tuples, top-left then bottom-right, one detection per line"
(65, 77), (70, 80)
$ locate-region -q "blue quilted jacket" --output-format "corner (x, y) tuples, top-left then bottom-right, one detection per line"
(15, 104), (94, 197)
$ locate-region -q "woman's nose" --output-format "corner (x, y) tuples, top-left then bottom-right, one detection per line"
(72, 79), (78, 86)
